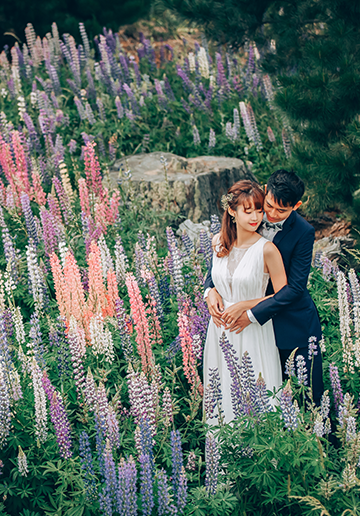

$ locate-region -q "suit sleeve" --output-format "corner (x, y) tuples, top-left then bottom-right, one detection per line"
(203, 255), (214, 290)
(251, 227), (315, 326)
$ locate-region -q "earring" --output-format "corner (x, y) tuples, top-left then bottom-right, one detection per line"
(231, 216), (236, 224)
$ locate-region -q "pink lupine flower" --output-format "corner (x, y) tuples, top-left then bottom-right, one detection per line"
(126, 273), (154, 374)
(177, 300), (203, 396)
(83, 141), (104, 200)
(79, 178), (91, 216)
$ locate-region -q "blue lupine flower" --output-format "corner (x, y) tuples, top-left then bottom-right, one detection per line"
(139, 453), (154, 516)
(79, 431), (97, 502)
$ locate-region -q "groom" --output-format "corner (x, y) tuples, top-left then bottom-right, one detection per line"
(204, 169), (324, 404)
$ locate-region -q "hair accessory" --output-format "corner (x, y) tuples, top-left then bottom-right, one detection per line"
(221, 193), (234, 211)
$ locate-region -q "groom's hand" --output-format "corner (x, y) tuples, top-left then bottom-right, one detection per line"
(206, 288), (224, 328)
(229, 311), (251, 334)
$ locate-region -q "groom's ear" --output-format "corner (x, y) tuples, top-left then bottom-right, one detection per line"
(292, 200), (302, 211)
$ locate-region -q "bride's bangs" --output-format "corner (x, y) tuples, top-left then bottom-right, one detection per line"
(240, 188), (264, 210)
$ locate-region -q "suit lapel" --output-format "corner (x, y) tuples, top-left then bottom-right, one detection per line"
(273, 211), (296, 247)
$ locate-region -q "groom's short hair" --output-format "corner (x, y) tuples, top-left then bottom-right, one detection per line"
(267, 169), (305, 207)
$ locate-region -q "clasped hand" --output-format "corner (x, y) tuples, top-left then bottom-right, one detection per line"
(205, 288), (251, 333)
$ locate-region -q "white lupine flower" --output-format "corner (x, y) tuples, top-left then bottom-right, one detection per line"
(0, 272), (6, 312)
(198, 47), (209, 79)
(337, 271), (355, 373)
(114, 238), (129, 286)
(9, 369), (22, 402)
(26, 242), (45, 314)
(313, 413), (324, 437)
(17, 446), (29, 476)
(188, 52), (196, 72)
(89, 315), (115, 363)
(13, 307), (26, 344)
(0, 359), (11, 448)
(208, 128), (216, 148)
(17, 96), (26, 121)
(58, 242), (68, 268)
(98, 236), (114, 281)
(348, 268), (360, 366)
(29, 358), (47, 444)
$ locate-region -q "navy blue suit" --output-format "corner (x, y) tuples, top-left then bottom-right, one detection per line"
(204, 210), (324, 403)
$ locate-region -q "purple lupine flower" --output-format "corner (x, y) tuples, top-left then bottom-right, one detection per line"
(123, 84), (140, 116)
(2, 226), (18, 282)
(295, 355), (308, 385)
(210, 214), (221, 235)
(308, 336), (318, 361)
(86, 68), (96, 100)
(199, 229), (212, 268)
(166, 335), (181, 362)
(117, 456), (138, 516)
(29, 313), (46, 369)
(79, 22), (91, 58)
(20, 193), (39, 246)
(99, 439), (118, 516)
(218, 332), (245, 417)
(204, 367), (223, 420)
(216, 53), (229, 92)
(42, 372), (72, 458)
(0, 360), (11, 448)
(53, 176), (71, 224)
(40, 208), (58, 256)
(240, 351), (258, 414)
(115, 96), (124, 119)
(142, 270), (164, 321)
(285, 352), (296, 377)
(94, 407), (106, 477)
(23, 112), (42, 153)
(79, 431), (97, 502)
(205, 434), (220, 495)
(115, 299), (134, 361)
(280, 381), (299, 431)
(177, 65), (194, 93)
(255, 373), (272, 414)
(157, 469), (176, 515)
(329, 363), (344, 413)
(74, 96), (87, 120)
(48, 319), (71, 381)
(170, 429), (184, 499)
(181, 231), (194, 257)
(177, 467), (187, 513)
(139, 453), (154, 516)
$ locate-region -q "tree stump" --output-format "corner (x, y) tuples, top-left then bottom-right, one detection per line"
(108, 152), (256, 222)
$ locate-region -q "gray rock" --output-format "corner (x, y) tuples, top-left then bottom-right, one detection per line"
(313, 235), (355, 263)
(108, 152), (256, 222)
(177, 219), (210, 242)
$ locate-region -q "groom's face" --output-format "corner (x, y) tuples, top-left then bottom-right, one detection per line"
(263, 192), (302, 223)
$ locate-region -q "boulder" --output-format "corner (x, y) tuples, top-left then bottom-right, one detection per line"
(108, 152), (255, 222)
(313, 235), (355, 264)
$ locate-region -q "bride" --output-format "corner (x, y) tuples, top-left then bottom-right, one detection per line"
(204, 180), (286, 424)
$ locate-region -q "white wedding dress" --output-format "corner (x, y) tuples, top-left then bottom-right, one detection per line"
(203, 236), (282, 424)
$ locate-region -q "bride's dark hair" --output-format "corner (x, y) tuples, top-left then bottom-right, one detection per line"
(217, 180), (265, 258)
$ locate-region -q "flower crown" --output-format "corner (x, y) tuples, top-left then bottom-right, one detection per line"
(221, 193), (234, 211)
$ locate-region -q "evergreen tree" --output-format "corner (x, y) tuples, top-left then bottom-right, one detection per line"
(156, 0), (360, 212)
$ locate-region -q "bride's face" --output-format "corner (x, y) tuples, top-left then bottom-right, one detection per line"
(230, 200), (263, 232)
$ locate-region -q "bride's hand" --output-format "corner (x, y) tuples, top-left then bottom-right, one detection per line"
(222, 301), (249, 328)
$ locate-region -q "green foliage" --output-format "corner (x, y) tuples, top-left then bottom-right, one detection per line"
(157, 0), (360, 213)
